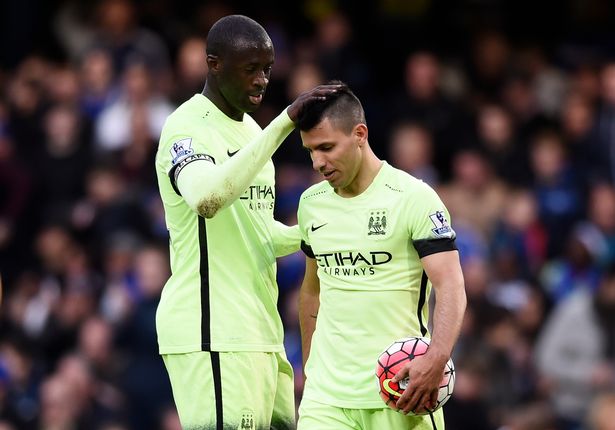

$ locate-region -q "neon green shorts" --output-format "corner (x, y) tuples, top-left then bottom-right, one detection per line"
(163, 351), (295, 430)
(297, 397), (444, 430)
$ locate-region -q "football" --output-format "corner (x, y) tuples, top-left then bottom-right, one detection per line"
(375, 336), (455, 414)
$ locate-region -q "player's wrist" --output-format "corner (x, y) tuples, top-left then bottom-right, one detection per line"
(424, 348), (449, 368)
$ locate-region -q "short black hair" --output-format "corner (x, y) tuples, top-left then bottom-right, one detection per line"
(297, 81), (366, 134)
(206, 15), (272, 57)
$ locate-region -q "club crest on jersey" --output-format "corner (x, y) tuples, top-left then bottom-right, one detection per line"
(368, 210), (388, 236)
(170, 138), (194, 165)
(430, 211), (452, 236)
(239, 410), (254, 430)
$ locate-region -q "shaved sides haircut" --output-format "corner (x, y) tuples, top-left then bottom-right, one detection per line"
(206, 15), (272, 56)
(297, 81), (366, 134)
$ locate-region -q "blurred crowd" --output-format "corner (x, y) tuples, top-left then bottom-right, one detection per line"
(1, 0), (615, 429)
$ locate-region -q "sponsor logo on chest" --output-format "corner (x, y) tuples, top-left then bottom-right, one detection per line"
(239, 185), (275, 211)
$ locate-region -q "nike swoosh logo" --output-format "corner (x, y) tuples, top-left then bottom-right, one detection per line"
(382, 379), (403, 398)
(311, 223), (327, 232)
(227, 149), (239, 157)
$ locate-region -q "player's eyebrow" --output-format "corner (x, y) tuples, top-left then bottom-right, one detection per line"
(304, 142), (334, 152)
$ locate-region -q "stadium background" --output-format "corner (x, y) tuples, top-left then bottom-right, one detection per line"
(1, 0), (615, 428)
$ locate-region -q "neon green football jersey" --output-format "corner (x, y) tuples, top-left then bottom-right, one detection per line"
(155, 94), (287, 354)
(298, 161), (457, 408)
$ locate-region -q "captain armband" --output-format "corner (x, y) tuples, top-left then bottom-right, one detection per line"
(168, 153), (216, 196)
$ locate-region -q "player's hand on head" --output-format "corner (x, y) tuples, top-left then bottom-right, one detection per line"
(286, 84), (344, 122)
(392, 355), (442, 414)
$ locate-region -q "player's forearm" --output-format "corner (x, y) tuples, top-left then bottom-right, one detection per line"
(299, 288), (319, 369)
(272, 221), (301, 257)
(427, 276), (466, 365)
(177, 110), (295, 218)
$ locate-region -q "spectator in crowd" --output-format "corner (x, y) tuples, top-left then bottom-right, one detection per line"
(586, 183), (615, 267)
(592, 62), (615, 184)
(95, 61), (173, 153)
(539, 222), (603, 303)
(475, 102), (530, 186)
(535, 264), (615, 430)
(35, 104), (93, 225)
(388, 120), (439, 185)
(391, 50), (469, 177)
(439, 148), (508, 238)
(529, 129), (585, 258)
(171, 37), (208, 106)
(89, 0), (171, 79)
(78, 49), (118, 121)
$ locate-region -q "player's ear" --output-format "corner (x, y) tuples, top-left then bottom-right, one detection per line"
(354, 123), (368, 147)
(206, 54), (221, 73)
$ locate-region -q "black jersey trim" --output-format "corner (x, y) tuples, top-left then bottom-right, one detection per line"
(417, 271), (429, 336)
(429, 411), (438, 429)
(301, 240), (315, 258)
(210, 351), (224, 429)
(168, 153), (216, 196)
(413, 237), (457, 259)
(198, 216), (211, 350)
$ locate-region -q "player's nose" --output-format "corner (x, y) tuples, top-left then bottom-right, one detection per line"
(253, 70), (268, 89)
(311, 154), (326, 171)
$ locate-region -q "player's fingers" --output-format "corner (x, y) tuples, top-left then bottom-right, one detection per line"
(397, 387), (420, 413)
(399, 393), (420, 415)
(407, 391), (431, 415)
(391, 366), (409, 383)
(427, 388), (438, 409)
(307, 84), (344, 98)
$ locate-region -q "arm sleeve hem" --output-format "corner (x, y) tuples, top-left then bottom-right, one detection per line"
(301, 240), (315, 258)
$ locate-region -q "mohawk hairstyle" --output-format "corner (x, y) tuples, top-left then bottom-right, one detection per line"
(297, 80), (366, 134)
(206, 15), (271, 56)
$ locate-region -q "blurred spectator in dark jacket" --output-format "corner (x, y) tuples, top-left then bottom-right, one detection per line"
(78, 49), (118, 121)
(89, 0), (170, 80)
(590, 62), (615, 185)
(313, 10), (370, 96)
(5, 57), (48, 163)
(539, 223), (603, 303)
(117, 245), (173, 430)
(0, 336), (40, 429)
(497, 401), (557, 430)
(391, 51), (469, 178)
(0, 109), (32, 284)
(561, 91), (597, 184)
(490, 188), (547, 278)
(72, 165), (153, 259)
(475, 103), (530, 186)
(34, 104), (93, 226)
(466, 30), (511, 104)
(529, 129), (585, 258)
(586, 183), (615, 268)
